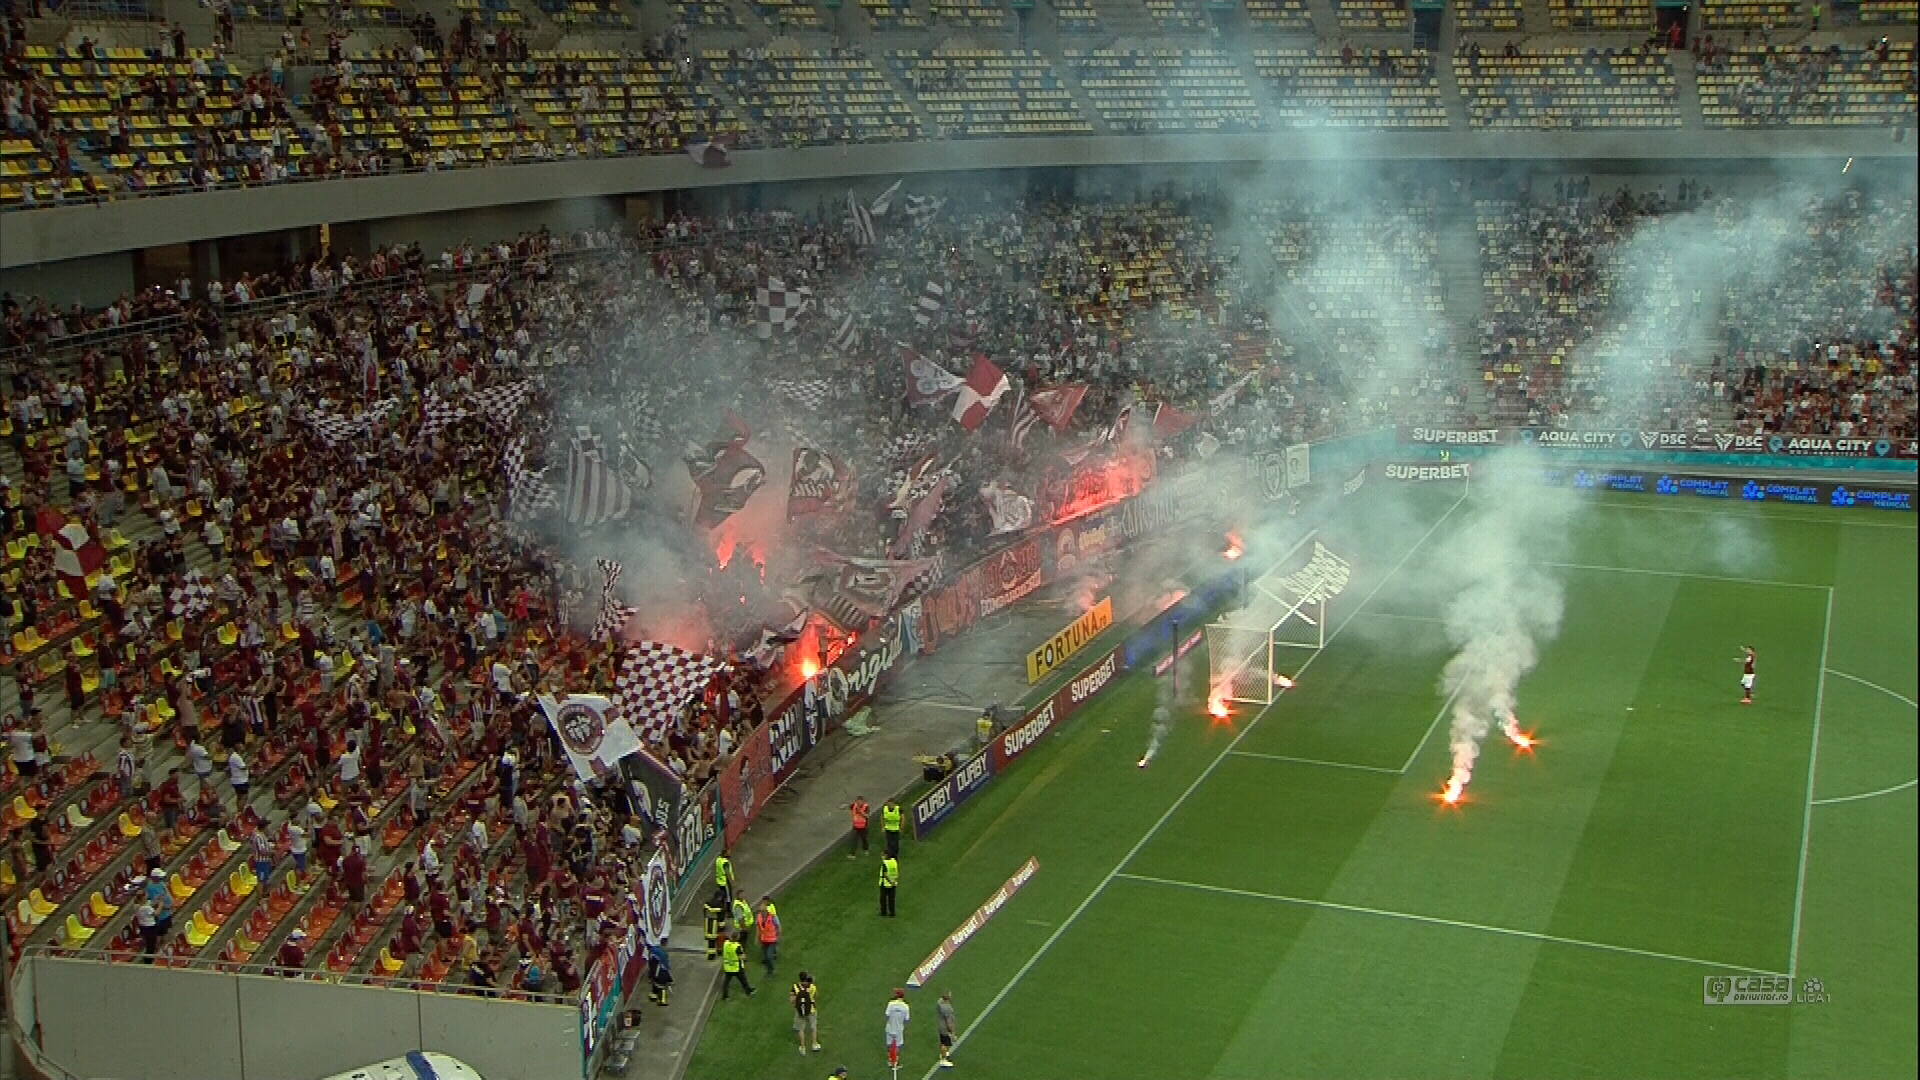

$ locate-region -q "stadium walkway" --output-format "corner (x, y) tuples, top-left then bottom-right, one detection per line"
(623, 609), (1056, 1079)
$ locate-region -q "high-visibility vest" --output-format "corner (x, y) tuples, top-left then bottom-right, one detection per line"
(879, 857), (899, 888)
(733, 899), (754, 932)
(850, 800), (869, 829)
(714, 856), (733, 886)
(721, 939), (744, 972)
(882, 804), (902, 833)
(703, 902), (723, 936)
(757, 911), (779, 944)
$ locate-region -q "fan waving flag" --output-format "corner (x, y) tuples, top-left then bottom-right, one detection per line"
(829, 311), (859, 353)
(541, 694), (643, 781)
(904, 193), (946, 229)
(914, 281), (946, 327)
(685, 417), (767, 530)
(953, 354), (1010, 431)
(502, 436), (559, 520)
(980, 481), (1035, 535)
(1008, 380), (1039, 450)
(754, 279), (814, 339)
(472, 379), (533, 429)
(787, 447), (855, 520)
(848, 191), (877, 246)
(1030, 384), (1088, 432)
(901, 345), (963, 405)
(1151, 402), (1198, 441)
(418, 393), (469, 441)
(869, 178), (904, 217)
(891, 475), (948, 557)
(612, 643), (733, 746)
(566, 430), (635, 527)
(592, 558), (636, 642)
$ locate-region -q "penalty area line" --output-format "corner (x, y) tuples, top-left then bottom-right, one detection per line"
(1812, 779), (1918, 806)
(1822, 668), (1919, 711)
(1115, 873), (1790, 977)
(1228, 751), (1400, 774)
(921, 491), (1471, 1079)
(1547, 562), (1829, 590)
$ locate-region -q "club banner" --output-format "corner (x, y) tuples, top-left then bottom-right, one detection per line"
(641, 848), (673, 945)
(720, 615), (911, 845)
(1286, 442), (1311, 489)
(671, 782), (718, 890)
(540, 694), (641, 781)
(1026, 596), (1114, 684)
(620, 748), (684, 836)
(910, 748), (995, 840)
(1038, 448), (1154, 524)
(1401, 427), (1919, 460)
(917, 538), (1044, 651)
(580, 950), (621, 1057)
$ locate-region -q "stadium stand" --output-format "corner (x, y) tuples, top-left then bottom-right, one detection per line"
(539, 0), (634, 29)
(1455, 0), (1523, 31)
(861, 0), (928, 29)
(504, 52), (747, 158)
(1053, 0), (1104, 32)
(1549, 0), (1653, 30)
(1858, 0), (1918, 24)
(1697, 41), (1918, 127)
(1244, 0), (1314, 29)
(1065, 48), (1266, 134)
(1335, 0), (1412, 31)
(890, 47), (1092, 137)
(672, 0), (745, 29)
(1455, 44), (1682, 128)
(1144, 0), (1210, 31)
(710, 47), (922, 145)
(930, 0), (1009, 28)
(453, 0), (530, 28)
(754, 0), (828, 30)
(1699, 0), (1807, 30)
(306, 52), (549, 169)
(1251, 46), (1447, 129)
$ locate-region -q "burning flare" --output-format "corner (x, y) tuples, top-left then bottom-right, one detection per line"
(1500, 709), (1536, 751)
(1223, 532), (1244, 561)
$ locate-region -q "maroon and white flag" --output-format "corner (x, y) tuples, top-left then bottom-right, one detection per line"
(1030, 384), (1088, 432)
(953, 354), (1009, 431)
(902, 345), (962, 405)
(786, 447), (855, 521)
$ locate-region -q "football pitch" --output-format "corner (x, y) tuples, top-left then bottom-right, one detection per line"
(688, 484), (1918, 1080)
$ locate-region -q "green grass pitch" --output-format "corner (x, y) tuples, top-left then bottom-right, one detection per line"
(688, 486), (1918, 1080)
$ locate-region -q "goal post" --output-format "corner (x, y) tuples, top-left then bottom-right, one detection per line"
(1207, 536), (1353, 706)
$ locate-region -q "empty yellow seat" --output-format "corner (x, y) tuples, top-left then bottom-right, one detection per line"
(377, 947), (405, 974)
(216, 828), (241, 854)
(169, 874), (194, 903)
(11, 795), (36, 822)
(118, 811), (143, 838)
(232, 868), (257, 899)
(15, 897), (43, 927)
(62, 913), (95, 945)
(64, 803), (94, 829)
(185, 910), (217, 947)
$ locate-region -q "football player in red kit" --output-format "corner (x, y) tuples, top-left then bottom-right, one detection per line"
(1739, 646), (1756, 704)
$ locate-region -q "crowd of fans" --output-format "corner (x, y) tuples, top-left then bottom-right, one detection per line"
(1, 179), (1915, 996)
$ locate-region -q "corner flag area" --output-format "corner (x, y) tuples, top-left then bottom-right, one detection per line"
(688, 486), (1918, 1080)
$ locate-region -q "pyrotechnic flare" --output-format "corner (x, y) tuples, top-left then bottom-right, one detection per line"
(1139, 679), (1176, 768)
(1501, 709), (1535, 750)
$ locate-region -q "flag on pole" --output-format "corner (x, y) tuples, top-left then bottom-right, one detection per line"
(870, 178), (904, 216)
(502, 436), (558, 520)
(1030, 384), (1088, 432)
(685, 138), (731, 168)
(566, 430), (634, 527)
(684, 417), (767, 530)
(914, 281), (946, 327)
(541, 694), (643, 780)
(1008, 381), (1039, 450)
(848, 191), (877, 246)
(829, 310), (859, 353)
(592, 558), (636, 642)
(753, 279), (814, 339)
(611, 643), (733, 746)
(901, 345), (963, 405)
(953, 354), (1009, 431)
(904, 193), (946, 229)
(891, 474), (948, 557)
(1151, 401), (1198, 441)
(1208, 370), (1257, 415)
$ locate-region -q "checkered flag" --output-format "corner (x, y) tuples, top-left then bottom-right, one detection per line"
(301, 407), (361, 447)
(418, 393), (469, 441)
(879, 431), (937, 470)
(612, 641), (733, 746)
(472, 379), (533, 429)
(592, 558), (636, 642)
(754, 279), (814, 340)
(770, 379), (835, 410)
(502, 436), (558, 520)
(905, 193), (947, 229)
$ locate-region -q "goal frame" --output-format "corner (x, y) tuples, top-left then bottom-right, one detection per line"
(1207, 533), (1347, 706)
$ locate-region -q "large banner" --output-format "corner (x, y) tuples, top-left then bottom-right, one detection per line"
(640, 848), (674, 946)
(916, 538), (1045, 651)
(579, 950), (622, 1059)
(993, 644), (1121, 772)
(540, 694), (642, 781)
(1402, 426), (1920, 460)
(1532, 467), (1914, 510)
(1026, 596), (1113, 684)
(719, 614), (912, 845)
(1038, 448), (1155, 524)
(671, 783), (718, 890)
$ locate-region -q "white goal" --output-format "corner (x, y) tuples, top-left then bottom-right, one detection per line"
(1207, 537), (1353, 706)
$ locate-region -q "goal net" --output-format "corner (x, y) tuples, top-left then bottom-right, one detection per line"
(1207, 537), (1353, 706)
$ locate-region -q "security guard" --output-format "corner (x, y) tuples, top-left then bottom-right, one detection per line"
(713, 850), (736, 907)
(881, 799), (903, 857)
(977, 709), (996, 748)
(732, 894), (756, 948)
(719, 934), (754, 999)
(878, 854), (900, 917)
(703, 888), (727, 960)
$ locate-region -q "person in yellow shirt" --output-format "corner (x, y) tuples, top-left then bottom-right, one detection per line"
(719, 934), (755, 999)
(878, 855), (900, 917)
(881, 799), (903, 857)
